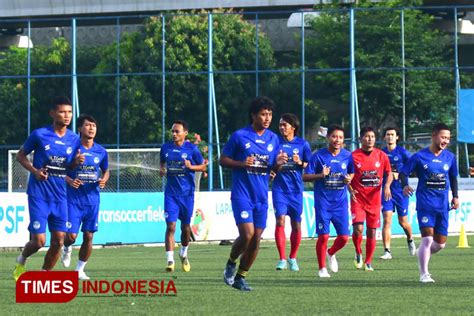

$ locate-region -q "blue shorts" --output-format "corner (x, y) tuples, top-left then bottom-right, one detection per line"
(417, 209), (449, 236)
(382, 193), (409, 216)
(315, 206), (350, 236)
(67, 202), (99, 234)
(232, 199), (268, 229)
(272, 191), (302, 222)
(164, 195), (194, 224)
(28, 196), (68, 234)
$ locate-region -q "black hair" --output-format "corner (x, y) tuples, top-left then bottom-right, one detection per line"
(248, 96), (275, 123)
(51, 96), (72, 110)
(172, 120), (189, 131)
(359, 126), (376, 138)
(432, 122), (450, 135)
(327, 124), (345, 137)
(77, 114), (97, 128)
(280, 113), (300, 135)
(383, 127), (399, 137)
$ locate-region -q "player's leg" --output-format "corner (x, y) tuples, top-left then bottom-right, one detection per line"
(164, 196), (179, 272)
(178, 196), (193, 272)
(43, 199), (68, 270)
(417, 210), (436, 282)
(14, 233), (46, 281)
(396, 198), (416, 255)
(364, 210), (380, 271)
(61, 202), (81, 268)
(351, 204), (365, 269)
(288, 193), (303, 271)
(431, 211), (448, 255)
(273, 191), (288, 269)
(381, 209), (393, 259)
(75, 204), (99, 279)
(315, 206), (330, 277)
(327, 209), (350, 273)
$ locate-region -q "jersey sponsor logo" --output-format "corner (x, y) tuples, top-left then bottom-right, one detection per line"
(245, 142), (251, 149)
(267, 144), (274, 152)
(375, 161), (380, 168)
(282, 144), (291, 148)
(240, 211), (249, 219)
(44, 144), (50, 151)
(421, 216), (429, 223)
(94, 157), (100, 164)
(33, 221), (41, 230)
(181, 153), (188, 159)
(443, 164), (449, 171)
(255, 139), (266, 144)
(433, 159), (442, 163)
(55, 140), (65, 145)
(360, 170), (380, 187)
(67, 147), (73, 155)
(172, 149), (180, 153)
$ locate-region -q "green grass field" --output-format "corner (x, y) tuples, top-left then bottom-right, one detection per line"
(2, 236), (473, 315)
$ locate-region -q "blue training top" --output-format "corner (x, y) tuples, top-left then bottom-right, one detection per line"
(382, 145), (411, 201)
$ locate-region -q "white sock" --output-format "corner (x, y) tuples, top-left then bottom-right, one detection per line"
(180, 246), (189, 258)
(64, 245), (72, 253)
(16, 254), (26, 265)
(166, 251), (174, 263)
(76, 260), (87, 272)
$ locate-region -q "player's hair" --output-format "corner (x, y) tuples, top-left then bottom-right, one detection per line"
(280, 113), (300, 135)
(359, 126), (376, 138)
(172, 120), (189, 131)
(51, 96), (72, 110)
(77, 114), (97, 128)
(248, 96), (275, 123)
(383, 126), (399, 137)
(327, 124), (345, 137)
(432, 122), (450, 135)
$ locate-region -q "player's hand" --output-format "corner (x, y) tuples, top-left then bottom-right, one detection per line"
(98, 178), (107, 189)
(269, 170), (276, 181)
(450, 197), (459, 210)
(292, 153), (302, 167)
(68, 178), (82, 189)
(384, 185), (392, 201)
(159, 166), (166, 177)
(74, 149), (85, 165)
(276, 150), (288, 166)
(470, 167), (474, 176)
(244, 155), (256, 168)
(321, 165), (330, 177)
(403, 185), (414, 197)
(343, 174), (352, 184)
(34, 168), (48, 181)
(184, 159), (192, 169)
(349, 188), (358, 203)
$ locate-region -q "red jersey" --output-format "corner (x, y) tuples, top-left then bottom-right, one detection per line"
(351, 148), (391, 212)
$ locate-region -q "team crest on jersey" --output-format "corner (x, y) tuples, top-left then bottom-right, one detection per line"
(318, 223), (323, 230)
(66, 222), (72, 229)
(164, 212), (169, 219)
(181, 153), (188, 159)
(66, 147), (73, 155)
(293, 148), (299, 154)
(267, 144), (274, 152)
(33, 221), (41, 230)
(240, 211), (249, 219)
(394, 156), (399, 161)
(375, 161), (381, 168)
(245, 142), (251, 149)
(44, 144), (50, 151)
(94, 157), (100, 164)
(443, 164), (449, 171)
(421, 216), (429, 224)
(341, 163), (347, 170)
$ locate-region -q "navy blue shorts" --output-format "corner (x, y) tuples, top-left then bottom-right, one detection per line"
(272, 191), (302, 222)
(417, 209), (449, 236)
(315, 205), (350, 236)
(232, 199), (268, 229)
(67, 202), (99, 234)
(164, 195), (194, 224)
(28, 196), (68, 233)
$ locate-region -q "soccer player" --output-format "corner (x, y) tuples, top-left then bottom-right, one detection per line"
(470, 167), (474, 176)
(350, 126), (392, 271)
(380, 127), (416, 260)
(160, 120), (206, 272)
(303, 125), (354, 278)
(60, 114), (109, 280)
(272, 113), (311, 272)
(13, 96), (83, 281)
(221, 96), (282, 291)
(400, 123), (458, 283)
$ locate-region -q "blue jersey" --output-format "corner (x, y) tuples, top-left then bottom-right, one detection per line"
(272, 136), (311, 193)
(306, 148), (354, 209)
(160, 141), (204, 197)
(22, 125), (80, 202)
(223, 125), (279, 202)
(67, 143), (108, 206)
(401, 147), (458, 213)
(382, 145), (411, 199)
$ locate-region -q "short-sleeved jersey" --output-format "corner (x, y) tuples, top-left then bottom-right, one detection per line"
(306, 148), (354, 209)
(67, 143), (108, 206)
(21, 125), (80, 202)
(382, 146), (411, 199)
(160, 141), (204, 197)
(223, 125), (279, 202)
(272, 136), (311, 193)
(351, 148), (391, 210)
(400, 147), (458, 213)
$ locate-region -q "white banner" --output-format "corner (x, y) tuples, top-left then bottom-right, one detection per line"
(0, 193), (29, 247)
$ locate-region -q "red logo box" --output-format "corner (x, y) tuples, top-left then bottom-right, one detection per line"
(16, 271), (79, 303)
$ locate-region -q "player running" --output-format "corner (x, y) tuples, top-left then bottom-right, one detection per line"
(272, 113), (311, 272)
(400, 123), (459, 283)
(350, 127), (392, 272)
(380, 127), (416, 259)
(160, 120), (207, 272)
(13, 96), (83, 281)
(303, 125), (354, 278)
(221, 96), (283, 291)
(60, 114), (109, 280)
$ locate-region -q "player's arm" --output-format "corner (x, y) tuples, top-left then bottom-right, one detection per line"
(98, 169), (110, 189)
(17, 148), (48, 181)
(159, 162), (167, 177)
(302, 164), (330, 182)
(184, 160), (207, 172)
(66, 175), (82, 189)
(449, 159), (459, 210)
(219, 154), (250, 169)
(400, 153), (416, 197)
(69, 149), (85, 169)
(383, 172), (393, 201)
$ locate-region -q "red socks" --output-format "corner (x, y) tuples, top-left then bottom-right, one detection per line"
(316, 234), (329, 269)
(352, 232), (363, 254)
(275, 226), (286, 260)
(365, 236), (376, 264)
(328, 235), (349, 256)
(289, 230), (302, 259)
